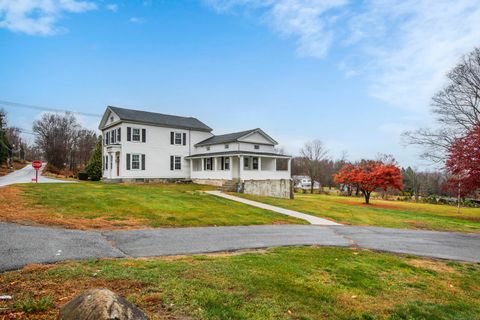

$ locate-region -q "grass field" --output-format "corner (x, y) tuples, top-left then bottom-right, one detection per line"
(0, 183), (304, 229)
(235, 193), (480, 233)
(0, 247), (479, 319)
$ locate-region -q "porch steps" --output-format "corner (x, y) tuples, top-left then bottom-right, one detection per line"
(219, 180), (239, 192)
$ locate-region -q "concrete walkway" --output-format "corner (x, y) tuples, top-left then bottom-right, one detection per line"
(1, 223), (479, 272)
(0, 163), (75, 187)
(206, 190), (341, 225)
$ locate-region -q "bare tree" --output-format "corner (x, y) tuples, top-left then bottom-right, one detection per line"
(404, 47), (480, 162)
(33, 113), (80, 171)
(300, 139), (328, 194)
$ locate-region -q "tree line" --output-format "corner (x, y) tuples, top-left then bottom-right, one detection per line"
(0, 109), (99, 176)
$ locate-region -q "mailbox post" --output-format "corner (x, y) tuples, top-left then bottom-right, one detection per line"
(32, 160), (42, 183)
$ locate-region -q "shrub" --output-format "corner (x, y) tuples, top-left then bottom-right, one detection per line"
(77, 171), (88, 180)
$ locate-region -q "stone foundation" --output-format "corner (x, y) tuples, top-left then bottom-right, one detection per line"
(192, 179), (227, 187)
(242, 179), (293, 199)
(103, 178), (192, 184)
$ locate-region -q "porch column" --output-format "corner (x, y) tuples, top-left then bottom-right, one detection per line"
(258, 157), (262, 171)
(239, 156), (244, 180)
(229, 156), (233, 180)
(109, 153), (114, 179)
(288, 158), (292, 178)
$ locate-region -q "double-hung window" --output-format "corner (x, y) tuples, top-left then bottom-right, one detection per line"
(132, 128), (141, 142)
(252, 157), (259, 170)
(204, 158), (213, 170)
(131, 154), (140, 170)
(174, 133), (182, 145)
(174, 156), (181, 170)
(224, 157), (230, 170)
(244, 158), (249, 170)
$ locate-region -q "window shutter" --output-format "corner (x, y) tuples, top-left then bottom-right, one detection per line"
(117, 128), (121, 142)
(141, 154), (145, 170)
(127, 127), (132, 141)
(126, 154), (131, 170)
(170, 156), (174, 170)
(183, 133), (186, 146)
(170, 132), (174, 145)
(106, 132), (109, 145)
(142, 129), (146, 143)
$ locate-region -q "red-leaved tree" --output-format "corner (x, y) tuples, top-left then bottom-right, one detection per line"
(334, 160), (403, 204)
(444, 125), (480, 200)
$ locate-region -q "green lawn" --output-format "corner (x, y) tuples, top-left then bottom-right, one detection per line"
(1, 247), (479, 319)
(8, 183), (304, 229)
(234, 193), (480, 233)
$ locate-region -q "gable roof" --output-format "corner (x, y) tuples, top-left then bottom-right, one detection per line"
(195, 128), (277, 147)
(99, 106), (212, 132)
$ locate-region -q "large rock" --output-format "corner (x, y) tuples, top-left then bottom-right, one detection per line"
(59, 288), (148, 320)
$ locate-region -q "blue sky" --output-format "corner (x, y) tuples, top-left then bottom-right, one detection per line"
(1, 0), (480, 167)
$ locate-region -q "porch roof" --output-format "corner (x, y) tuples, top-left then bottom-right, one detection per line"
(185, 151), (291, 160)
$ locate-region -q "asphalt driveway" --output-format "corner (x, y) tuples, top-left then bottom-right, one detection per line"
(1, 223), (479, 272)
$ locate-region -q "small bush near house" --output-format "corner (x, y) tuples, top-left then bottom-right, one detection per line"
(77, 171), (88, 180)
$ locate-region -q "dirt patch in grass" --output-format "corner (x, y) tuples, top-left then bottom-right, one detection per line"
(405, 220), (431, 229)
(406, 259), (456, 273)
(0, 186), (149, 230)
(0, 263), (191, 320)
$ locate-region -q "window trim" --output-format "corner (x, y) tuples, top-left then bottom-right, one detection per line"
(254, 144), (260, 150)
(132, 128), (141, 142)
(131, 154), (141, 170)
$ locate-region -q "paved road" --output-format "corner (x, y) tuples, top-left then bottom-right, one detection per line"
(0, 164), (75, 187)
(1, 223), (479, 272)
(206, 190), (341, 225)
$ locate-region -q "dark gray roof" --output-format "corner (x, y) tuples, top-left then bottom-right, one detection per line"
(106, 106), (212, 132)
(195, 129), (260, 146)
(185, 150), (291, 159)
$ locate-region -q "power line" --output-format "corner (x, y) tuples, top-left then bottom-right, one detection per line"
(0, 99), (102, 118)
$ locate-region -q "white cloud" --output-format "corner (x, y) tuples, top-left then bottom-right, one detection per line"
(105, 3), (118, 12)
(129, 16), (145, 24)
(204, 0), (480, 111)
(0, 0), (97, 35)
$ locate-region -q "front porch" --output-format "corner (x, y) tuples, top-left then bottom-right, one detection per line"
(186, 153), (291, 182)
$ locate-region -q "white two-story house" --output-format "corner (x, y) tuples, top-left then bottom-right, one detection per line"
(99, 106), (293, 198)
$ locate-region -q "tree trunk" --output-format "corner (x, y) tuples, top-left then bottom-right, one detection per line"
(310, 178), (314, 194)
(364, 191), (371, 204)
(355, 185), (360, 196)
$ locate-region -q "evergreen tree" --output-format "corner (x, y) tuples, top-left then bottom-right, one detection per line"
(86, 138), (103, 181)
